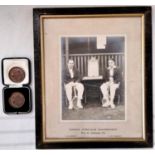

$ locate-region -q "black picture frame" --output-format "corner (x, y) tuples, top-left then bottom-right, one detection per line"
(33, 6), (153, 149)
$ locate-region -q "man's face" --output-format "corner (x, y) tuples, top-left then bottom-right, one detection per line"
(67, 60), (74, 69)
(108, 59), (115, 68)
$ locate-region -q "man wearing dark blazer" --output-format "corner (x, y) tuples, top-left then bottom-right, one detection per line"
(100, 58), (121, 109)
(63, 59), (84, 110)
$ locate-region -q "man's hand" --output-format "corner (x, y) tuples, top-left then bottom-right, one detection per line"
(68, 81), (74, 86)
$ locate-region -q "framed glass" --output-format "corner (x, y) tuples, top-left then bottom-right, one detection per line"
(33, 7), (153, 148)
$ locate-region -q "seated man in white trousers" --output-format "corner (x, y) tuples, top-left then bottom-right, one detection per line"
(63, 59), (84, 110)
(100, 58), (121, 109)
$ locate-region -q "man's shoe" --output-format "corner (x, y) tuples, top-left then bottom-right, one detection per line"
(77, 100), (83, 109)
(68, 102), (73, 110)
(102, 99), (110, 107)
(110, 102), (116, 109)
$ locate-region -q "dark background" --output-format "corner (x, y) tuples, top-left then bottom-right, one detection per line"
(61, 36), (125, 54)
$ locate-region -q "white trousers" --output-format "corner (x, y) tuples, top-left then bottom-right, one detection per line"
(100, 81), (119, 103)
(65, 82), (84, 102)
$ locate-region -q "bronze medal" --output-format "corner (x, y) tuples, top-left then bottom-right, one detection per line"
(9, 67), (25, 83)
(8, 92), (25, 109)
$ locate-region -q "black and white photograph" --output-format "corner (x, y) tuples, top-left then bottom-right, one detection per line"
(61, 36), (125, 120)
(33, 7), (153, 148)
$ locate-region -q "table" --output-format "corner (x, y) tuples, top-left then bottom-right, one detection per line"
(82, 76), (103, 104)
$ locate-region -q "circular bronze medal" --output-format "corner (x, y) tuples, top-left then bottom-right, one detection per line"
(8, 92), (25, 109)
(8, 67), (25, 83)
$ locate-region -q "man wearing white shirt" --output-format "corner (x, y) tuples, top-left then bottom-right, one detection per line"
(100, 58), (121, 109)
(63, 59), (84, 110)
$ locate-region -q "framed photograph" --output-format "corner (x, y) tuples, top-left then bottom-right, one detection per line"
(33, 7), (153, 148)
